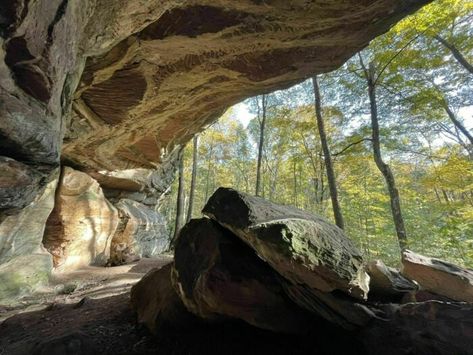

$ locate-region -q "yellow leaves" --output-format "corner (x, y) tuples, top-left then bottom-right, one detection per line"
(423, 152), (473, 191)
(394, 0), (473, 36)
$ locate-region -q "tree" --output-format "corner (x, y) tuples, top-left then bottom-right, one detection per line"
(434, 34), (473, 75)
(360, 56), (408, 251)
(172, 151), (185, 244)
(186, 135), (198, 222)
(255, 94), (267, 196)
(312, 75), (345, 229)
(391, 0), (473, 152)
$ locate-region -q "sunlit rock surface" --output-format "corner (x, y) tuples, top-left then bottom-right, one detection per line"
(43, 167), (119, 271)
(366, 259), (418, 301)
(1, 0), (430, 172)
(401, 249), (473, 303)
(0, 169), (58, 302)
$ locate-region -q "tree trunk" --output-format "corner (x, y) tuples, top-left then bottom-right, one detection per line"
(186, 135), (198, 222)
(173, 152), (185, 243)
(434, 35), (473, 75)
(443, 103), (473, 146)
(255, 94), (266, 196)
(293, 159), (297, 206)
(312, 76), (345, 230)
(366, 62), (408, 251)
(204, 140), (214, 202)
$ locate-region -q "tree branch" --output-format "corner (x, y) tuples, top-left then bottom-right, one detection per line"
(434, 34), (473, 75)
(332, 138), (372, 156)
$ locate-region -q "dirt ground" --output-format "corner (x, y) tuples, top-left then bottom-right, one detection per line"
(0, 255), (362, 355)
(0, 257), (173, 355)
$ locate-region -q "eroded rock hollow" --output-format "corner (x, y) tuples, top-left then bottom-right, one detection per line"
(1, 0), (431, 304)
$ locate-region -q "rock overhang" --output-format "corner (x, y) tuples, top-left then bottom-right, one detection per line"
(58, 0), (431, 172)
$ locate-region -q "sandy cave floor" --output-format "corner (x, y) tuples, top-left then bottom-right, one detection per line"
(0, 256), (174, 354)
(0, 256), (362, 355)
(0, 256), (174, 324)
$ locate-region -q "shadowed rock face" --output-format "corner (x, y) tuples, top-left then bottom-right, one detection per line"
(172, 218), (318, 334)
(1, 0), (430, 172)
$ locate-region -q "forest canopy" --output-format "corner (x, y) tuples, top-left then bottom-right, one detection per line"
(162, 0), (473, 268)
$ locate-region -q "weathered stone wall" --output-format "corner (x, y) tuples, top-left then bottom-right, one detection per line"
(42, 167), (171, 271)
(0, 166), (58, 302)
(110, 199), (170, 265)
(43, 167), (120, 271)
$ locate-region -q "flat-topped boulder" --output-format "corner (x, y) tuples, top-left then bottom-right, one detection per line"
(401, 250), (473, 303)
(202, 187), (369, 300)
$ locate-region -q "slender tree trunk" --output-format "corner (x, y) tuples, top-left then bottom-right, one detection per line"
(173, 152), (185, 243)
(434, 35), (473, 75)
(366, 62), (408, 251)
(255, 94), (266, 196)
(443, 103), (473, 146)
(441, 189), (451, 205)
(433, 187), (442, 203)
(318, 152), (325, 205)
(312, 76), (345, 230)
(186, 135), (198, 222)
(204, 141), (214, 202)
(293, 159), (297, 206)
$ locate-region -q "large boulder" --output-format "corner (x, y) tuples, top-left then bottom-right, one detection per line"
(202, 188), (370, 300)
(0, 168), (58, 303)
(172, 218), (316, 334)
(110, 199), (169, 265)
(130, 262), (198, 333)
(401, 250), (473, 303)
(201, 188), (376, 329)
(43, 167), (119, 271)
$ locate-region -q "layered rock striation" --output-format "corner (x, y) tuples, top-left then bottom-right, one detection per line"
(2, 0), (430, 172)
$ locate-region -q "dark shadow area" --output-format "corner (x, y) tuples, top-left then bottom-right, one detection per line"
(0, 292), (364, 355)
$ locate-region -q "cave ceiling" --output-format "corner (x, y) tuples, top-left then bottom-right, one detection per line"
(0, 0), (431, 172)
